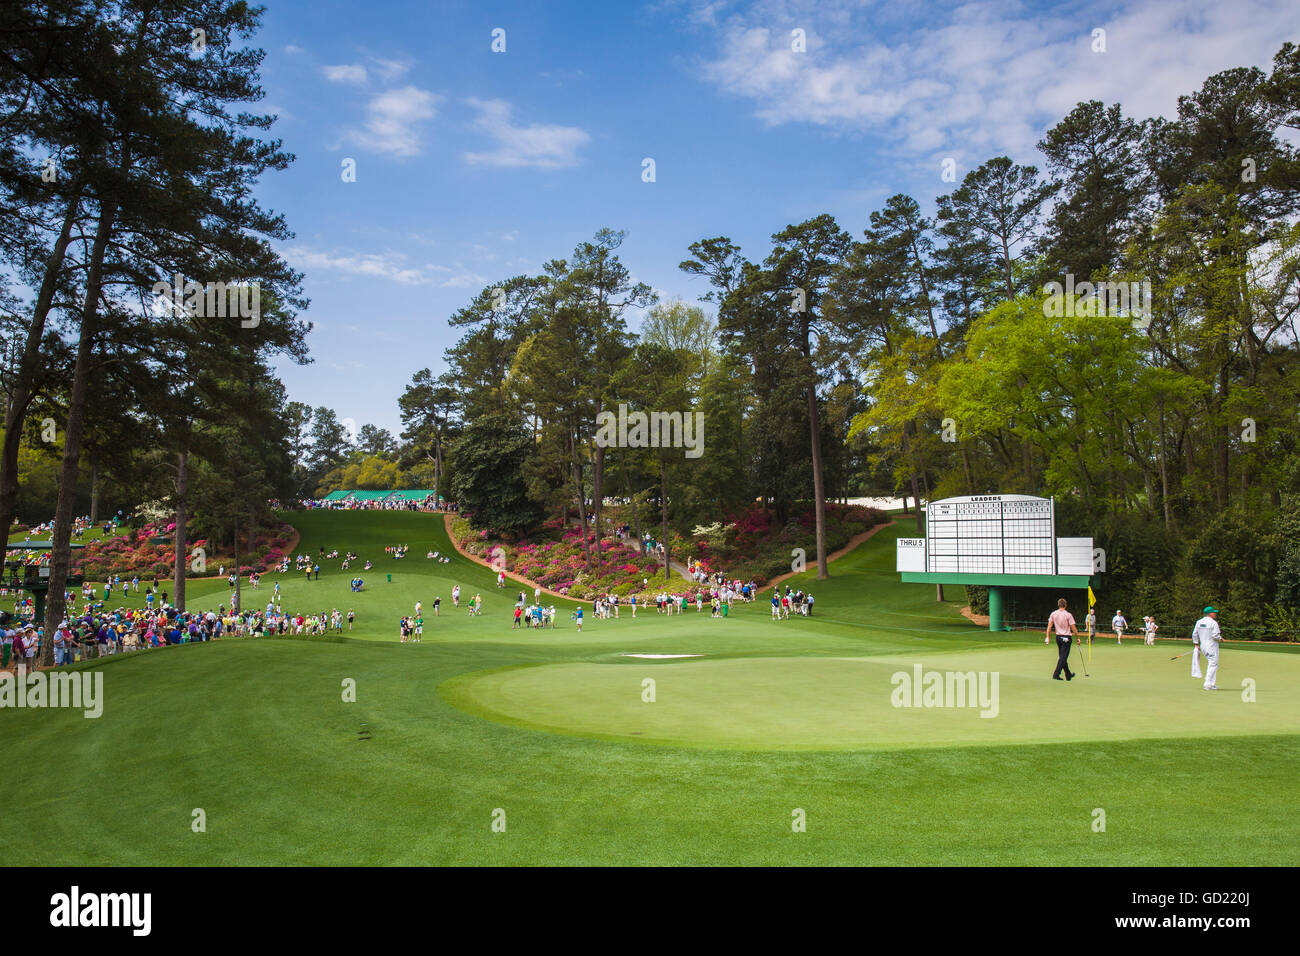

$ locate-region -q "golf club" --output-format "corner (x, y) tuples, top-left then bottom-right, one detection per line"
(1075, 634), (1090, 677)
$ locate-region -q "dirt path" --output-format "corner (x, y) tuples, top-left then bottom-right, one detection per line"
(444, 514), (596, 604)
(565, 518), (692, 582)
(441, 515), (895, 603)
(620, 532), (691, 581)
(279, 524), (301, 560)
(758, 520), (897, 593)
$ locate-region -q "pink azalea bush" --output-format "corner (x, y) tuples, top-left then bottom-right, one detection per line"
(454, 502), (886, 591)
(71, 520), (294, 580)
(452, 519), (667, 596)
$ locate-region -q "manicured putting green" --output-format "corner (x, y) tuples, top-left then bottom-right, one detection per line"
(444, 645), (1300, 750)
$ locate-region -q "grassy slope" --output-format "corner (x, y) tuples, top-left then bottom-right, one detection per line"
(46, 511), (582, 635)
(1, 512), (1296, 865)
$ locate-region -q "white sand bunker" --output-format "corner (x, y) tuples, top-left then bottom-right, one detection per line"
(620, 653), (705, 659)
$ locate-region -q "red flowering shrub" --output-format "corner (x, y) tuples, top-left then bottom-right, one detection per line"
(69, 519), (294, 581)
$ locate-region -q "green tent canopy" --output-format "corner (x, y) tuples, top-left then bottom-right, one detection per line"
(317, 489), (439, 502)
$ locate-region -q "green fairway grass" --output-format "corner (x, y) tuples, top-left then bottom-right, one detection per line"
(444, 646), (1300, 750)
(2, 510), (1297, 865)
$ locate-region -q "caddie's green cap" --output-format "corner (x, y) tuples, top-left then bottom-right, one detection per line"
(1204, 606), (1219, 613)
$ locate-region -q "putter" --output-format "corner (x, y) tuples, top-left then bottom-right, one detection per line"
(1075, 636), (1090, 677)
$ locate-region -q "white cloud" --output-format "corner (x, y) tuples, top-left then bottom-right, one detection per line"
(347, 86), (441, 158)
(462, 98), (590, 169)
(440, 269), (489, 289)
(288, 248), (441, 286)
(289, 247), (486, 290)
(372, 57), (411, 81)
(323, 63), (368, 84)
(502, 230), (520, 241)
(284, 44), (305, 55)
(691, 0), (1300, 163)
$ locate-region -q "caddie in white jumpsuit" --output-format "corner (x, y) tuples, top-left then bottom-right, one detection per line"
(1192, 606), (1221, 690)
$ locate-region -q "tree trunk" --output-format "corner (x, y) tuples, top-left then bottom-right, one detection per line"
(621, 457), (642, 544)
(660, 458), (670, 582)
(806, 384), (829, 580)
(570, 431), (590, 568)
(909, 229), (943, 353)
(172, 450), (188, 611)
(592, 440), (604, 563)
(89, 460), (99, 525)
(1164, 400), (1175, 530)
(41, 195), (115, 665)
(233, 515), (241, 614)
(1001, 235), (1014, 302)
(0, 190), (80, 554)
(433, 433), (442, 504)
(1216, 364), (1230, 509)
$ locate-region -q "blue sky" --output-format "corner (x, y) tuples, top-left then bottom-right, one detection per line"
(254, 0), (1300, 435)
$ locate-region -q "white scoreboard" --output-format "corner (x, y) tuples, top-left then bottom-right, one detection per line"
(896, 495), (1093, 577)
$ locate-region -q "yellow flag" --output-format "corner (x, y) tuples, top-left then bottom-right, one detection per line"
(1087, 586), (1097, 608)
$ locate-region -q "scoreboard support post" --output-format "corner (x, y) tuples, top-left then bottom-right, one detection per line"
(988, 585), (1004, 632)
(901, 571), (1093, 630)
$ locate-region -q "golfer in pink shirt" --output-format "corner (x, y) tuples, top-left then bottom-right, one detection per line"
(1044, 598), (1078, 681)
